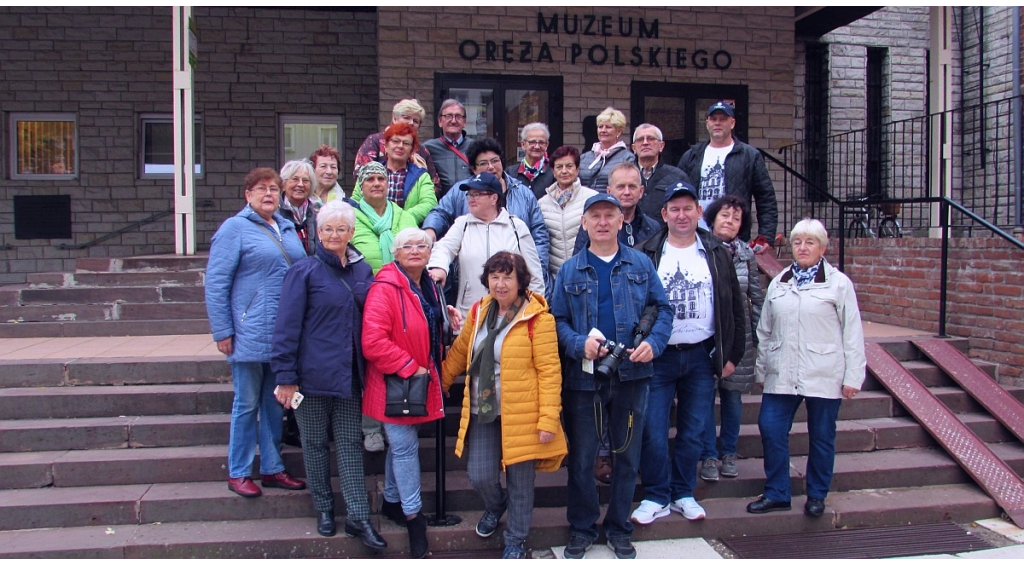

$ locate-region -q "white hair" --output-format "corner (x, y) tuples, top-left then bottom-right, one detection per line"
(391, 227), (432, 254)
(520, 122), (551, 141)
(633, 123), (664, 142)
(391, 99), (425, 121)
(317, 200), (355, 229)
(279, 159), (314, 185)
(790, 218), (829, 247)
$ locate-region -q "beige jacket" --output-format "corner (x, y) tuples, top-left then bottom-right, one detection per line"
(755, 259), (865, 398)
(538, 180), (598, 275)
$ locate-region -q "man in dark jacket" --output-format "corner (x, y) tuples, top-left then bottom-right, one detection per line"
(629, 181), (746, 525)
(676, 101), (778, 250)
(632, 123), (687, 225)
(422, 99), (473, 197)
(509, 122), (555, 199)
(573, 163), (660, 255)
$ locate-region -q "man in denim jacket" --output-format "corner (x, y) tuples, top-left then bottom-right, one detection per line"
(551, 193), (672, 559)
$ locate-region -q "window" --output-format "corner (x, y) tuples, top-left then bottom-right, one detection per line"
(8, 113), (78, 179)
(435, 74), (563, 164)
(139, 114), (203, 178)
(279, 115), (343, 165)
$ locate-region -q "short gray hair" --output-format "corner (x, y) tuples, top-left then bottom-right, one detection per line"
(790, 218), (829, 247)
(438, 98), (465, 117)
(279, 159), (314, 185)
(317, 200), (356, 229)
(391, 227), (432, 254)
(392, 99), (425, 122)
(633, 123), (663, 142)
(520, 122), (550, 142)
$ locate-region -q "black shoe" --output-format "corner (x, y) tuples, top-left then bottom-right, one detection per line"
(381, 499), (406, 524)
(405, 512), (429, 559)
(563, 535), (594, 559)
(475, 507), (506, 538)
(804, 497), (825, 517)
(746, 496), (792, 514)
(345, 519), (387, 549)
(316, 511), (336, 537)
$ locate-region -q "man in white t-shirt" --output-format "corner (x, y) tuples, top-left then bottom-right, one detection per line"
(630, 181), (747, 525)
(676, 101), (778, 252)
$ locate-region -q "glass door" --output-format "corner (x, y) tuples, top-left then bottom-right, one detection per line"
(436, 74), (563, 164)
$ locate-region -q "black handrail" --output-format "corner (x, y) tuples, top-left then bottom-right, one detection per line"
(759, 148), (840, 206)
(54, 209), (173, 250)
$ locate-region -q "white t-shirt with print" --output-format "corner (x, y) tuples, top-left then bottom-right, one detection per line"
(658, 240), (715, 345)
(699, 143), (733, 209)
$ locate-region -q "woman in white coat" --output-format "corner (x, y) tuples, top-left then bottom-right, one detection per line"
(746, 218), (865, 519)
(427, 172), (545, 318)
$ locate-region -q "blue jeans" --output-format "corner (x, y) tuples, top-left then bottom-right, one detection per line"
(228, 362), (285, 479)
(382, 422), (423, 515)
(563, 377), (648, 542)
(701, 386), (743, 459)
(640, 345), (716, 504)
(758, 393), (842, 502)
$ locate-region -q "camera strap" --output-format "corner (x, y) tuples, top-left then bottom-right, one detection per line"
(593, 389), (634, 455)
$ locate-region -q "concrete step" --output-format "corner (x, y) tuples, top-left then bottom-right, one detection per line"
(1, 301), (207, 323)
(75, 255), (208, 273)
(0, 414), (231, 453)
(0, 304), (115, 323)
(118, 302), (209, 320)
(0, 356), (228, 389)
(0, 483), (999, 558)
(26, 270), (205, 288)
(0, 383), (232, 421)
(0, 319), (212, 339)
(11, 286), (206, 306)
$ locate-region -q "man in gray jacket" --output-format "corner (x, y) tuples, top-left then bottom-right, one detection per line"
(422, 99), (473, 197)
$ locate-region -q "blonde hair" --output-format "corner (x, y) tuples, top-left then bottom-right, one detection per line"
(391, 99), (426, 122)
(597, 106), (627, 131)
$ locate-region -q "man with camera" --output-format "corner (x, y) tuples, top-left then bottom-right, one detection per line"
(630, 182), (746, 524)
(551, 193), (672, 559)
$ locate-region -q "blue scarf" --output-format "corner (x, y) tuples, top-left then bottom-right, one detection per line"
(791, 260), (821, 288)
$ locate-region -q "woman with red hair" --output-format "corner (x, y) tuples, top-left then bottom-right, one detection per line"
(353, 122), (437, 226)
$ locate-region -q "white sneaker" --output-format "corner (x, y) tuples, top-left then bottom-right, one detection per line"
(363, 431), (386, 453)
(670, 497), (706, 521)
(630, 499), (670, 525)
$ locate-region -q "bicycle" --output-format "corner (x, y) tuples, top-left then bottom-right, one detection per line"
(846, 197), (904, 238)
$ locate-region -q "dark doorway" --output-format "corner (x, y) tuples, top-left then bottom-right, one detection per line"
(630, 81), (749, 168)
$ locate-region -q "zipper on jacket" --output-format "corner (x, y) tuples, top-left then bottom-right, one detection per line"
(240, 289), (260, 322)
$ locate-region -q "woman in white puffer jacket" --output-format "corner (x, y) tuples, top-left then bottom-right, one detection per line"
(538, 145), (598, 281)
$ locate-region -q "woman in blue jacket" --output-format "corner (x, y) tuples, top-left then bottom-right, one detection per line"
(270, 201), (386, 548)
(205, 168), (307, 498)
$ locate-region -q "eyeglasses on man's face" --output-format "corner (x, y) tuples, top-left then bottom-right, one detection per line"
(440, 113), (466, 121)
(524, 139), (548, 147)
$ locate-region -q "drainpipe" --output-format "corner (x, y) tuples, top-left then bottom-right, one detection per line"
(1014, 6), (1022, 226)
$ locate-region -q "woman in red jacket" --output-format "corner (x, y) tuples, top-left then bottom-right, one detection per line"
(361, 227), (448, 559)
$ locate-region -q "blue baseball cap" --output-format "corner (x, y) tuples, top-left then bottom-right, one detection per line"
(583, 193), (622, 213)
(460, 172), (502, 196)
(663, 181), (699, 205)
(707, 100), (735, 117)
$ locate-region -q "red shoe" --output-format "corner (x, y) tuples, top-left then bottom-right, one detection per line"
(228, 477), (262, 498)
(261, 471), (306, 490)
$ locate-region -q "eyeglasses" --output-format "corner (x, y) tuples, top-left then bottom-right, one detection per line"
(289, 176), (310, 185)
(249, 185), (280, 195)
(634, 135), (661, 144)
(524, 140), (548, 147)
(475, 157), (503, 168)
(466, 190), (494, 199)
(440, 113), (466, 121)
(624, 223), (634, 246)
(398, 243), (431, 252)
(320, 226), (351, 236)
(388, 139), (413, 148)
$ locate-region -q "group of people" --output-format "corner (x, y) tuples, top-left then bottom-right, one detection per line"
(204, 98), (866, 559)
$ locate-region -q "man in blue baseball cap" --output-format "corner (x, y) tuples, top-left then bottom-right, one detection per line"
(676, 100), (778, 253)
(551, 192), (672, 559)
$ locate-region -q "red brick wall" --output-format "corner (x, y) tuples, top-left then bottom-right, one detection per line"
(840, 237), (1024, 385)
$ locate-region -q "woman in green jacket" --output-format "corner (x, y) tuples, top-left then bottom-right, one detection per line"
(350, 162), (418, 273)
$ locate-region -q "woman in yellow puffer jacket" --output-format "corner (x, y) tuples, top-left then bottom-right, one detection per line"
(441, 251), (567, 559)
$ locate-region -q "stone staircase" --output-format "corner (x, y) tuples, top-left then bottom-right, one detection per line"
(0, 256), (210, 338)
(0, 255), (1022, 557)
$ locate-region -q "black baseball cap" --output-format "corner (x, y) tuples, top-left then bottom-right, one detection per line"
(583, 193), (622, 213)
(663, 181), (699, 205)
(707, 100), (735, 117)
(460, 172), (502, 196)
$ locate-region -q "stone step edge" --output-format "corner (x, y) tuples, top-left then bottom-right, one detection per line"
(0, 320), (213, 339)
(0, 483), (998, 558)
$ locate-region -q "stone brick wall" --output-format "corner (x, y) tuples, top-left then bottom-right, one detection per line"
(0, 7), (377, 284)
(843, 237), (1024, 385)
(376, 6), (796, 151)
(958, 6), (1016, 107)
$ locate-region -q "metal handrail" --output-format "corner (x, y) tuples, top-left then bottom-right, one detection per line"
(54, 209), (173, 250)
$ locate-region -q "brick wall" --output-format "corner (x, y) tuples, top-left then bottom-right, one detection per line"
(0, 7), (378, 284)
(376, 6), (796, 151)
(842, 237), (1024, 385)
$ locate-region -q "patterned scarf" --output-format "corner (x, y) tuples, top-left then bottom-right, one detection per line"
(551, 178), (580, 209)
(791, 260), (822, 288)
(519, 154), (548, 182)
(587, 141), (627, 169)
(469, 296), (525, 424)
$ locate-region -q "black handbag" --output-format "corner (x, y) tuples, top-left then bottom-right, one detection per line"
(384, 372), (429, 417)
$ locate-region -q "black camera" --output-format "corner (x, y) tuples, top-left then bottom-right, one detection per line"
(594, 340), (629, 381)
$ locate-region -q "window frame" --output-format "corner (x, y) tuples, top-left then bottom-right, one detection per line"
(278, 114), (344, 168)
(8, 112), (79, 180)
(138, 113), (204, 179)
